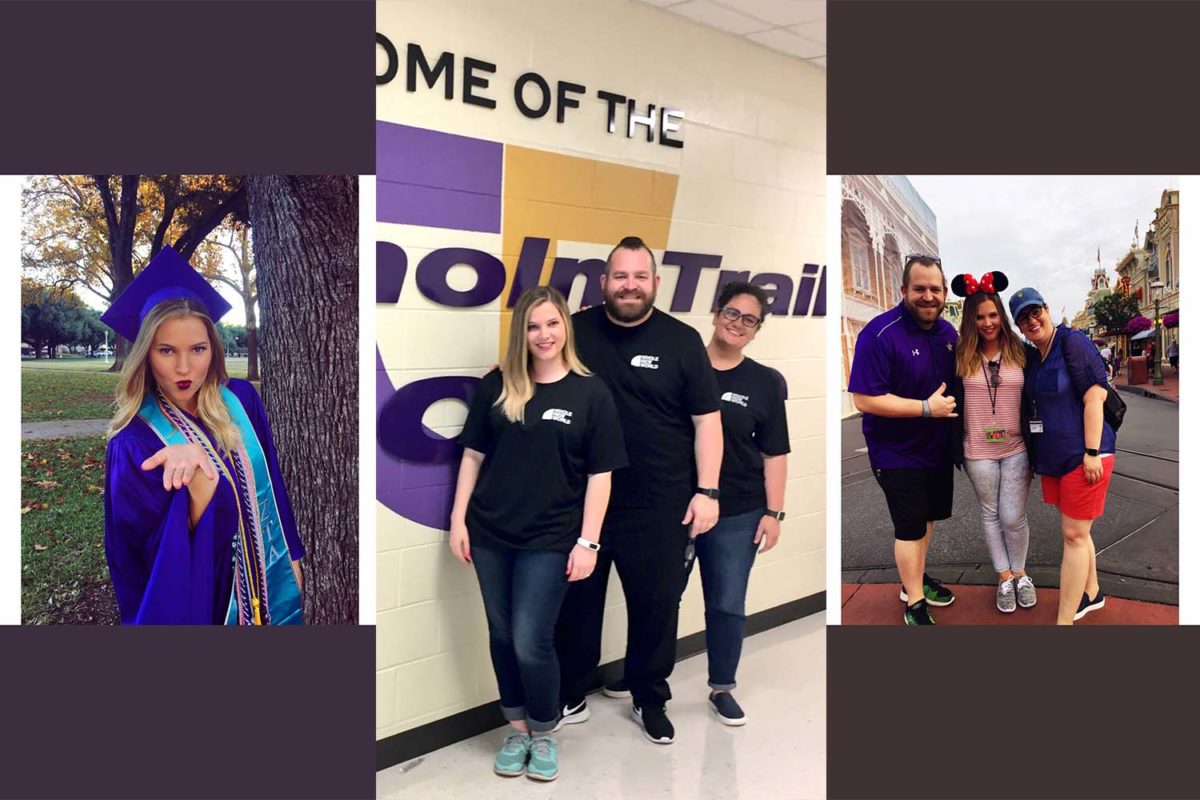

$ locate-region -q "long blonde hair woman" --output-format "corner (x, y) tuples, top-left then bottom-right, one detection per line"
(495, 286), (591, 423)
(448, 286), (627, 781)
(102, 246), (304, 625)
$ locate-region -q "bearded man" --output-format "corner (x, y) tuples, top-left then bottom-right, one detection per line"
(848, 254), (959, 625)
(553, 235), (723, 743)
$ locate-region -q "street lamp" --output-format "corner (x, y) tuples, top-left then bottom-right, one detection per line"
(1152, 280), (1165, 386)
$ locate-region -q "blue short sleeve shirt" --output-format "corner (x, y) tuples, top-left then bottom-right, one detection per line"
(1027, 325), (1117, 477)
(848, 302), (958, 469)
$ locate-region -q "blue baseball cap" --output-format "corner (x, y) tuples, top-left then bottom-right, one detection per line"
(100, 245), (232, 342)
(1008, 287), (1046, 321)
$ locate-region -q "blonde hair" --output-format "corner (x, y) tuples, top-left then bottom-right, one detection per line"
(956, 292), (1027, 377)
(107, 298), (241, 454)
(497, 286), (590, 423)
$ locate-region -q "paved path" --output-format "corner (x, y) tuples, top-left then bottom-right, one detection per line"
(843, 583), (1178, 625)
(22, 419), (108, 441)
(1114, 368), (1178, 403)
(842, 391), (1178, 605)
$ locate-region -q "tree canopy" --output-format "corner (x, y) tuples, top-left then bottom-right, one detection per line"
(1093, 292), (1142, 334)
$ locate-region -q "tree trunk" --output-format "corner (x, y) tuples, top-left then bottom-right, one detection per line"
(242, 227), (260, 382)
(246, 176), (358, 625)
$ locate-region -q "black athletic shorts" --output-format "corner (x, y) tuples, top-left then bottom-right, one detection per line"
(872, 464), (954, 541)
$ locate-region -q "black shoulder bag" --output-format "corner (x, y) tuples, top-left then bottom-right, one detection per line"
(1061, 330), (1126, 432)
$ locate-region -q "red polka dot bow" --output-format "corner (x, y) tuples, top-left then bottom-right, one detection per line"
(962, 273), (995, 295)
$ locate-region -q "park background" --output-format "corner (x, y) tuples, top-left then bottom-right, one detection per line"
(20, 174), (360, 625)
(375, 0), (826, 792)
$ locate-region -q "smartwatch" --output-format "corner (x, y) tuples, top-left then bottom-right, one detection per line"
(765, 509), (786, 521)
(1084, 448), (1100, 457)
(697, 487), (720, 499)
(576, 537), (601, 552)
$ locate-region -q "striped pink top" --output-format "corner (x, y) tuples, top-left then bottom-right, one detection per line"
(963, 358), (1025, 461)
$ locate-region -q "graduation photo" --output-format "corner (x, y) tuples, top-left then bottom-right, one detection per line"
(20, 175), (359, 626)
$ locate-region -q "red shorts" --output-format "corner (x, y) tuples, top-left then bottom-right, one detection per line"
(1041, 456), (1115, 520)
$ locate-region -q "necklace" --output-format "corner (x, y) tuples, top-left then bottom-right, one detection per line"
(984, 353), (1001, 417)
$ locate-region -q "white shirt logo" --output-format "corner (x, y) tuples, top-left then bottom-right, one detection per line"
(721, 391), (749, 407)
(912, 348), (920, 357)
(946, 343), (954, 352)
(542, 408), (573, 425)
(630, 355), (660, 369)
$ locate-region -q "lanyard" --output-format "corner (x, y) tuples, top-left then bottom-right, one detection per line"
(984, 355), (1000, 416)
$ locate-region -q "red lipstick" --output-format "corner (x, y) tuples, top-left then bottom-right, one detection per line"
(175, 380), (193, 391)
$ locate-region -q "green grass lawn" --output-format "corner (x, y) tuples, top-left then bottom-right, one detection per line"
(21, 435), (117, 625)
(22, 358), (251, 422)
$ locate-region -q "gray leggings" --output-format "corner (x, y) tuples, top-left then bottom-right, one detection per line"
(963, 450), (1031, 574)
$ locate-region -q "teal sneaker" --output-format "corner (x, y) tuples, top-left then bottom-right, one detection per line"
(493, 729), (530, 777)
(526, 734), (559, 781)
(898, 574), (955, 607)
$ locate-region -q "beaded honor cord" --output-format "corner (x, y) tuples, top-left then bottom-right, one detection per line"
(156, 389), (272, 625)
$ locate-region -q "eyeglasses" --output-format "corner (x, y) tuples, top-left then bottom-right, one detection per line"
(719, 306), (763, 328)
(1016, 306), (1043, 326)
(986, 359), (1002, 386)
(904, 253), (942, 267)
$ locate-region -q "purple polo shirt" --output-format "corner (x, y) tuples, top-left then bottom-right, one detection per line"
(848, 302), (957, 469)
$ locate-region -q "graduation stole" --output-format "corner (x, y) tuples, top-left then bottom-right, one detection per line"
(138, 387), (302, 625)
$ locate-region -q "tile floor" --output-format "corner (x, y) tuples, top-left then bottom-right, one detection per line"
(377, 613), (826, 800)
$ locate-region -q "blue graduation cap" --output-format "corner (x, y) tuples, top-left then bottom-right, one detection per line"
(100, 245), (232, 342)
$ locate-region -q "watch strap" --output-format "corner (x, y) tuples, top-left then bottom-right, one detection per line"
(697, 487), (720, 499)
(765, 509), (786, 521)
(576, 537), (601, 551)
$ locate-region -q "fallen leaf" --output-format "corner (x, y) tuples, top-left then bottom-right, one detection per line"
(33, 544), (48, 551)
(34, 480), (61, 490)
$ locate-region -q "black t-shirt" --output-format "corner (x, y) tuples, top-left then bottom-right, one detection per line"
(572, 306), (721, 512)
(714, 357), (791, 516)
(458, 369), (628, 552)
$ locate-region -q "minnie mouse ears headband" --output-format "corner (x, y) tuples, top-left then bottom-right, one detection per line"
(950, 271), (1009, 298)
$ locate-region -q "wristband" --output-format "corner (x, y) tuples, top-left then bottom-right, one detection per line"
(921, 399), (931, 418)
(1084, 448), (1100, 457)
(765, 509), (786, 521)
(697, 487), (720, 499)
(576, 537), (601, 552)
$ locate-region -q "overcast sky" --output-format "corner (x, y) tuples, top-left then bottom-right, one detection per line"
(905, 175), (1178, 323)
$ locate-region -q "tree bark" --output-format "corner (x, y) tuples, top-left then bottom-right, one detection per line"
(246, 176), (358, 625)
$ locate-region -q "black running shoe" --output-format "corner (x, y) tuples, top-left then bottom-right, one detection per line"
(903, 598), (936, 626)
(602, 678), (631, 699)
(632, 703), (674, 744)
(1074, 588), (1106, 621)
(898, 574), (955, 607)
(551, 698), (589, 732)
(708, 691), (747, 726)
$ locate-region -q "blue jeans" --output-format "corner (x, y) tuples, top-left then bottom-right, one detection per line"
(694, 507), (761, 690)
(472, 544), (570, 733)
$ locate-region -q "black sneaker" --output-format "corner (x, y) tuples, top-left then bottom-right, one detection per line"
(1074, 588), (1106, 621)
(903, 599), (936, 626)
(602, 678), (631, 699)
(632, 703), (674, 744)
(899, 573), (955, 607)
(708, 691), (747, 726)
(551, 698), (589, 732)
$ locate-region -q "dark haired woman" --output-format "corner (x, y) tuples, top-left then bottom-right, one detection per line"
(950, 272), (1035, 614)
(1010, 288), (1116, 624)
(699, 281), (790, 724)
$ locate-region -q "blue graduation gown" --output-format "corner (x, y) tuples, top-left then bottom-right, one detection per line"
(104, 379), (305, 625)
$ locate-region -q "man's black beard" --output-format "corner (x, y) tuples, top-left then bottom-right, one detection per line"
(904, 298), (943, 329)
(604, 291), (655, 323)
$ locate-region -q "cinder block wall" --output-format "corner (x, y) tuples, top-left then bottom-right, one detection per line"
(376, 0), (826, 741)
